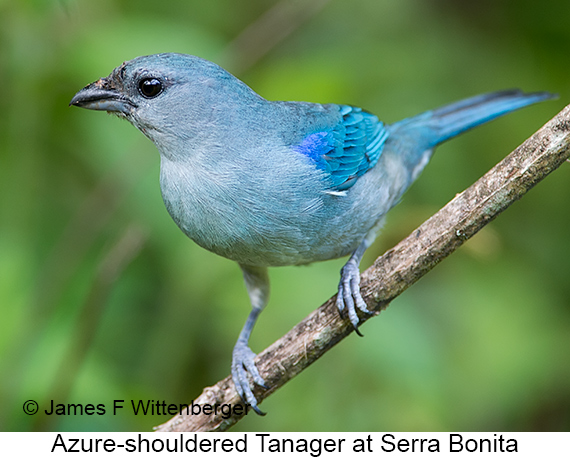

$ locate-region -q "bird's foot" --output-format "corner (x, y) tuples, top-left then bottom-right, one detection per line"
(336, 259), (371, 336)
(231, 341), (267, 415)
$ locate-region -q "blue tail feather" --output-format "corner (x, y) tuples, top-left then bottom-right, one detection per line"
(421, 89), (556, 146)
(388, 89), (555, 186)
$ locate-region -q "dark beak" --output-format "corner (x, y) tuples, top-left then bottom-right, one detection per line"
(70, 77), (136, 114)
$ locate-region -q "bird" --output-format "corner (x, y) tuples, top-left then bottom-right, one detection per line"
(70, 52), (554, 414)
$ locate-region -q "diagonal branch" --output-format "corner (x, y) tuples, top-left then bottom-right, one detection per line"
(156, 104), (570, 432)
(217, 0), (332, 75)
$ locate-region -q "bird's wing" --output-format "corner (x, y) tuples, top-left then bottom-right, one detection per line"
(295, 105), (389, 191)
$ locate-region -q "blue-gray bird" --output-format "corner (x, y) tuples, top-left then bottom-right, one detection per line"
(70, 53), (554, 413)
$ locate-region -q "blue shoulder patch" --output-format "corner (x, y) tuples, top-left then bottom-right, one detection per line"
(295, 105), (389, 191)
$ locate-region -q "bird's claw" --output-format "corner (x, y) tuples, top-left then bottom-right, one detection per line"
(231, 342), (267, 415)
(336, 260), (371, 336)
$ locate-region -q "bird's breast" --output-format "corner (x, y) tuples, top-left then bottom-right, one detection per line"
(157, 152), (370, 267)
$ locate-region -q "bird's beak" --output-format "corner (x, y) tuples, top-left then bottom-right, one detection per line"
(69, 76), (136, 115)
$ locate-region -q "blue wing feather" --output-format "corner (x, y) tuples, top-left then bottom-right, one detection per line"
(294, 105), (389, 191)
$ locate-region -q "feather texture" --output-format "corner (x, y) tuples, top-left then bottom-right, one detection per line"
(295, 105), (389, 191)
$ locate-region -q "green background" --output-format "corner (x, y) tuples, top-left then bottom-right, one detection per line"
(1, 0), (569, 432)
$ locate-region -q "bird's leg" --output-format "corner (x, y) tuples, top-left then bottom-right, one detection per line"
(336, 235), (374, 336)
(232, 264), (269, 415)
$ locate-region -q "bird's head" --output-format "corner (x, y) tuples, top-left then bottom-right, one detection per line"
(70, 53), (266, 154)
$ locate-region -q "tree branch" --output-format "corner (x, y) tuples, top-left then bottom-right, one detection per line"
(156, 104), (570, 432)
(217, 0), (332, 75)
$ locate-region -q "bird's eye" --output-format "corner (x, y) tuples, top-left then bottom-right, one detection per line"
(138, 78), (163, 98)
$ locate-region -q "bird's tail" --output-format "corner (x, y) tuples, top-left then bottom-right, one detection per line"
(400, 89), (555, 147)
(388, 89), (555, 183)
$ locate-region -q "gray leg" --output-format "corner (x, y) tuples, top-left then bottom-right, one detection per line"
(336, 232), (375, 336)
(231, 264), (269, 415)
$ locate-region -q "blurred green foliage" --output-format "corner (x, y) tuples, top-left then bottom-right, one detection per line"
(1, 0), (569, 432)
